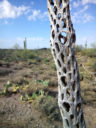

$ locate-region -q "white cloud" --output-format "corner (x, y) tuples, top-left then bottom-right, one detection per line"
(39, 12), (48, 19)
(72, 0), (96, 9)
(71, 5), (94, 23)
(72, 13), (94, 23)
(73, 0), (81, 8)
(82, 0), (96, 5)
(0, 0), (30, 19)
(28, 10), (48, 21)
(73, 0), (96, 7)
(28, 10), (41, 21)
(83, 13), (94, 23)
(79, 5), (89, 12)
(0, 0), (48, 21)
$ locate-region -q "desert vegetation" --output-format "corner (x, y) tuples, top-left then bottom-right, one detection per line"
(0, 47), (96, 128)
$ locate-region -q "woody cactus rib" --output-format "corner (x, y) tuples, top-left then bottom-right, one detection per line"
(47, 0), (86, 128)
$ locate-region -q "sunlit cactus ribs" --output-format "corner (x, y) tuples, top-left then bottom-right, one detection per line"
(47, 0), (86, 128)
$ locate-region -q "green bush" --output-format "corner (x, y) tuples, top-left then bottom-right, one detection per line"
(44, 58), (50, 63)
(92, 62), (96, 72)
(51, 64), (56, 71)
(76, 45), (84, 53)
(27, 52), (36, 59)
(8, 50), (36, 61)
(48, 80), (58, 87)
(81, 48), (96, 57)
(79, 72), (84, 81)
(36, 80), (49, 86)
(35, 57), (42, 62)
(39, 96), (61, 121)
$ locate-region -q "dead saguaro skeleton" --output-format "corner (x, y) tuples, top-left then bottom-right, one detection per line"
(47, 0), (86, 128)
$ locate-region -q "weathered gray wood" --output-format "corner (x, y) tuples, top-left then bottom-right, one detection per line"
(47, 0), (86, 128)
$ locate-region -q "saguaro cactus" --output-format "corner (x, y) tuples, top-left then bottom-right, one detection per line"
(47, 0), (86, 128)
(24, 38), (27, 50)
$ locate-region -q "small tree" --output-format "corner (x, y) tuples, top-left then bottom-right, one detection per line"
(91, 42), (96, 49)
(13, 43), (20, 49)
(24, 38), (27, 49)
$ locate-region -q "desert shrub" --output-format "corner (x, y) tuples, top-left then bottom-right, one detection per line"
(92, 62), (96, 72)
(79, 72), (84, 81)
(8, 50), (36, 61)
(18, 50), (35, 60)
(39, 96), (61, 121)
(35, 57), (42, 62)
(21, 88), (45, 101)
(13, 77), (29, 85)
(51, 64), (56, 71)
(13, 43), (20, 49)
(91, 42), (96, 49)
(76, 45), (84, 53)
(81, 48), (96, 57)
(0, 49), (49, 62)
(0, 49), (14, 61)
(48, 80), (58, 87)
(27, 52), (36, 59)
(36, 80), (49, 86)
(11, 50), (22, 61)
(0, 69), (12, 76)
(44, 58), (50, 63)
(0, 50), (5, 59)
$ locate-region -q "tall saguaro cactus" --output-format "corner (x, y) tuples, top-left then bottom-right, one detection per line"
(47, 0), (86, 128)
(24, 38), (27, 50)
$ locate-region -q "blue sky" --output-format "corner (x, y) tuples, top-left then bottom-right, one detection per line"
(0, 0), (96, 49)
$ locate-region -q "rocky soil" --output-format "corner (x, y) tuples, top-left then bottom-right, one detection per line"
(0, 49), (96, 128)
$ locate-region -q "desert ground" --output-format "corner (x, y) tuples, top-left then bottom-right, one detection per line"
(0, 48), (96, 128)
